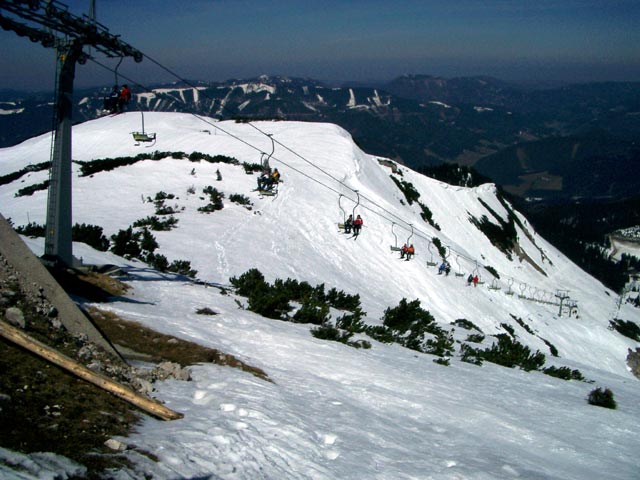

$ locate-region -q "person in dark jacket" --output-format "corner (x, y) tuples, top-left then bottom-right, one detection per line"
(344, 214), (353, 234)
(103, 85), (119, 113)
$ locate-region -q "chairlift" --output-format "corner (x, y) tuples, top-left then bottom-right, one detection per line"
(114, 56), (123, 87)
(505, 278), (515, 295)
(426, 242), (438, 266)
(532, 287), (542, 302)
(472, 261), (484, 285)
(454, 254), (465, 277)
(352, 190), (360, 219)
(260, 133), (274, 171)
(489, 278), (501, 291)
(338, 194), (347, 231)
(518, 282), (528, 299)
(406, 224), (414, 245)
(390, 222), (402, 251)
(259, 186), (278, 197)
(131, 111), (156, 145)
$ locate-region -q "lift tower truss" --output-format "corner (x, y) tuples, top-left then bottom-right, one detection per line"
(0, 0), (143, 266)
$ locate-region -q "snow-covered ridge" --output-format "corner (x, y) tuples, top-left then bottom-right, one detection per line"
(428, 100), (452, 109)
(232, 82), (276, 95)
(0, 112), (633, 372)
(0, 107), (25, 115)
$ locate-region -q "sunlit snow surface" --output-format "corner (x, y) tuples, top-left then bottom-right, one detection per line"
(1, 113), (639, 479)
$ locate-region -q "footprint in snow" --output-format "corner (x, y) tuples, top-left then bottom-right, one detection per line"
(320, 433), (337, 445)
(324, 450), (340, 460)
(193, 390), (214, 405)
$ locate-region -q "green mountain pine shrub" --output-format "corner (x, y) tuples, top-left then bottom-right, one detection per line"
(198, 186), (224, 213)
(432, 237), (447, 260)
(133, 215), (178, 231)
(15, 180), (49, 197)
(418, 202), (441, 230)
(462, 334), (546, 371)
(72, 223), (109, 251)
(293, 297), (330, 325)
(452, 319), (483, 332)
(229, 193), (252, 207)
(587, 387), (616, 409)
(543, 366), (584, 381)
(390, 176), (420, 205)
(466, 333), (485, 344)
(609, 319), (640, 341)
(167, 260), (198, 278)
(14, 222), (45, 237)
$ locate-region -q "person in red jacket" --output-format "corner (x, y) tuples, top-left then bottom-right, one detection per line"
(406, 244), (415, 260)
(400, 243), (408, 259)
(353, 214), (363, 236)
(118, 84), (132, 112)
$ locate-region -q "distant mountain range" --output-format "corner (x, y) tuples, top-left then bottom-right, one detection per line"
(2, 74), (640, 203)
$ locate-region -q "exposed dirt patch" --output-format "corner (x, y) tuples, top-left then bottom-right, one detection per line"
(50, 268), (130, 302)
(86, 307), (270, 382)
(0, 264), (139, 477)
(1, 263), (270, 477)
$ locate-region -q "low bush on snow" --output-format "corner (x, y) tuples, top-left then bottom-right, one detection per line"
(587, 387), (617, 409)
(609, 318), (640, 342)
(543, 365), (584, 381)
(460, 333), (546, 371)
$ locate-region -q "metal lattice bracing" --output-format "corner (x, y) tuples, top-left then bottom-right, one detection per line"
(0, 0), (143, 266)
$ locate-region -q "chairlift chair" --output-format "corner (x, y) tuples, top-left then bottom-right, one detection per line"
(131, 111), (156, 145)
(390, 222), (402, 251)
(518, 282), (528, 299)
(261, 134), (274, 171)
(259, 184), (279, 197)
(426, 242), (438, 266)
(505, 278), (515, 295)
(352, 190), (360, 219)
(454, 255), (465, 277)
(472, 261), (485, 284)
(338, 194), (347, 231)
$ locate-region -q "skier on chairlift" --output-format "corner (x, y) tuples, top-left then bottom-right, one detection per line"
(344, 214), (353, 234)
(353, 215), (363, 236)
(103, 85), (119, 113)
(118, 84), (131, 112)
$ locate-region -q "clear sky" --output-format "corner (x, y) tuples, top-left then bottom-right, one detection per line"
(1, 0), (639, 91)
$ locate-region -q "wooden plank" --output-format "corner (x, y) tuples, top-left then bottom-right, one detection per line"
(0, 319), (183, 421)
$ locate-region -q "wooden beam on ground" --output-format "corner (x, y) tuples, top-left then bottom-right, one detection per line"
(0, 319), (183, 421)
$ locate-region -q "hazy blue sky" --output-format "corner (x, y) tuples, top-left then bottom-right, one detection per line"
(1, 0), (639, 91)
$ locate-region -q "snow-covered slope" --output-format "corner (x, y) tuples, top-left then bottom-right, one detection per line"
(1, 113), (639, 479)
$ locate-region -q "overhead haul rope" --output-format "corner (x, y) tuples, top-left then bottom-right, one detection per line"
(89, 57), (562, 302)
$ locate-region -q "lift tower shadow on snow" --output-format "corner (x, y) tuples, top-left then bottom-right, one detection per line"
(0, 0), (143, 266)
